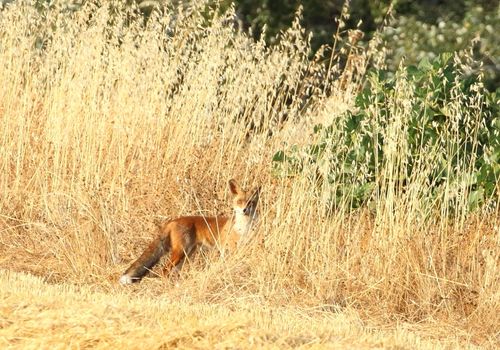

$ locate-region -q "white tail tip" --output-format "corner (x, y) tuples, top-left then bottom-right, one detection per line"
(119, 275), (133, 285)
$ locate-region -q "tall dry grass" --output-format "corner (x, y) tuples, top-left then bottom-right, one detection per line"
(0, 1), (498, 346)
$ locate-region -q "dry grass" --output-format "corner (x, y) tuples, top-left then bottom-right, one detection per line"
(0, 270), (482, 349)
(0, 1), (498, 348)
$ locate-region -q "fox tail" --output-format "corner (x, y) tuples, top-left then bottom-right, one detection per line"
(119, 232), (170, 285)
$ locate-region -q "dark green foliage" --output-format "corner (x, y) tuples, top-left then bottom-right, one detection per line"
(225, 0), (499, 89)
(222, 0), (388, 47)
(273, 54), (499, 211)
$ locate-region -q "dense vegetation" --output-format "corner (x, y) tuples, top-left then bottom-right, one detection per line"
(225, 0), (499, 89)
(0, 1), (498, 347)
(273, 54), (499, 212)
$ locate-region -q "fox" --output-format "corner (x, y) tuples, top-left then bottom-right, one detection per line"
(119, 179), (260, 285)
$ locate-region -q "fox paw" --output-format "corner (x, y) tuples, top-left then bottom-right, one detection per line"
(119, 275), (134, 285)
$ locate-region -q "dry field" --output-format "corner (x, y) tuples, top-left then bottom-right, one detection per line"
(0, 269), (483, 349)
(0, 2), (498, 349)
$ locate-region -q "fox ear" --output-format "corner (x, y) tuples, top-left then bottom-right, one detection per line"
(228, 179), (241, 195)
(251, 186), (261, 202)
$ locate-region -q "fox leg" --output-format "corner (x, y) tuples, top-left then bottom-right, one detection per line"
(161, 229), (196, 277)
(119, 234), (170, 285)
(161, 248), (185, 277)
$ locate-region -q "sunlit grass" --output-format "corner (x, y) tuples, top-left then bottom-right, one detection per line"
(0, 2), (498, 347)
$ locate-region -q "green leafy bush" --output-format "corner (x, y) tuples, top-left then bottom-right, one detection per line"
(383, 4), (499, 90)
(273, 53), (499, 212)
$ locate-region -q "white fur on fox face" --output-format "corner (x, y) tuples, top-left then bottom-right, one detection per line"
(234, 206), (245, 214)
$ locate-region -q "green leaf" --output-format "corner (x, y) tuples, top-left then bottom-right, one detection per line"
(313, 124), (323, 134)
(440, 52), (453, 65)
(418, 57), (432, 71)
(272, 150), (285, 163)
(468, 187), (484, 211)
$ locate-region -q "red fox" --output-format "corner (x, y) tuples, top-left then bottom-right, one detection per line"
(119, 179), (260, 284)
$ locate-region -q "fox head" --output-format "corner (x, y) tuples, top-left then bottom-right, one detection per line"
(228, 179), (260, 220)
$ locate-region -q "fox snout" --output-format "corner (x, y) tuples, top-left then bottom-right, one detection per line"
(243, 206), (251, 215)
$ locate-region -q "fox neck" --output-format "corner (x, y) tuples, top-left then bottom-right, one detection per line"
(232, 210), (258, 236)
